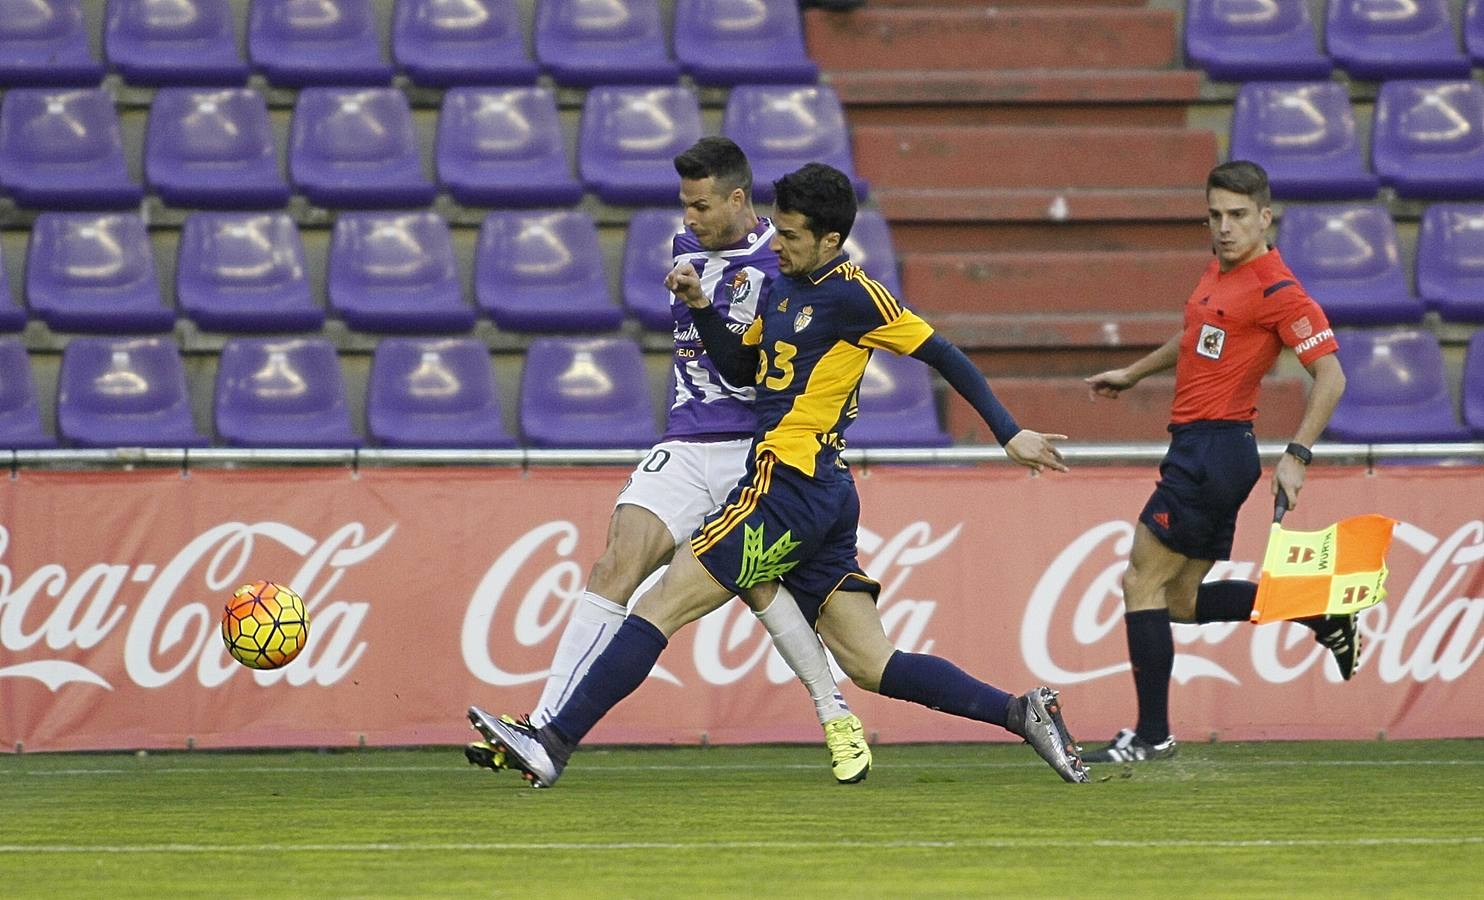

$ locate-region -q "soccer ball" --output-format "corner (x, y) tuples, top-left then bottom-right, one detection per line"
(221, 581), (310, 670)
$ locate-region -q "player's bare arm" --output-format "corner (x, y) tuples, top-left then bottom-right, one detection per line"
(1086, 332), (1181, 400)
(1273, 351), (1346, 510)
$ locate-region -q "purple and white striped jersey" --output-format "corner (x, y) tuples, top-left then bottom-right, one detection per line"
(662, 217), (777, 441)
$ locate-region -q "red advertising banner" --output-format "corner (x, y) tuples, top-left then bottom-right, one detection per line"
(1, 464), (1481, 753)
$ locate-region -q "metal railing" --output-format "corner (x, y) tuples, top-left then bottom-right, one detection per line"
(7, 441), (1484, 470)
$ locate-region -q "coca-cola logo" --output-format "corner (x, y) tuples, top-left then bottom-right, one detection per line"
(1022, 519), (1484, 686)
(0, 522), (389, 691)
(461, 519), (961, 687)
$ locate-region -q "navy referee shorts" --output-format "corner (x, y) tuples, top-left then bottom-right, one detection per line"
(1138, 420), (1262, 561)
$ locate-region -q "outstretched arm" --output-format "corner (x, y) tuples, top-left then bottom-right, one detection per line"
(1085, 331), (1181, 399)
(910, 334), (1068, 473)
(668, 262), (758, 385)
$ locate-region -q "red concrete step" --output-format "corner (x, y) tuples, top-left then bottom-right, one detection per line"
(888, 221), (1210, 255)
(832, 69), (1201, 127)
(901, 250), (1212, 315)
(865, 0), (1145, 6)
(875, 187), (1206, 226)
(943, 376), (1310, 444)
(805, 8), (1178, 71)
(929, 312), (1183, 351)
(854, 126), (1218, 190)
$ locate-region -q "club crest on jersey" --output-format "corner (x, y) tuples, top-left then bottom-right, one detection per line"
(729, 270), (753, 305)
(1197, 322), (1226, 359)
(1291, 316), (1313, 340)
(793, 305), (813, 333)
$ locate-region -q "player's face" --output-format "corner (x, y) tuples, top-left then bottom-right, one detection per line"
(680, 176), (746, 250)
(771, 210), (840, 277)
(1207, 187), (1272, 272)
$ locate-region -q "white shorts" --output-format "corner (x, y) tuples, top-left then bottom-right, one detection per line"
(616, 438), (752, 544)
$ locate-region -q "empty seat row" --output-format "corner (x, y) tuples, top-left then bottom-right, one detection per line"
(0, 0), (815, 89)
(0, 83), (864, 210)
(0, 207), (902, 336)
(0, 335), (948, 449)
(1326, 329), (1484, 443)
(1232, 80), (1484, 202)
(1188, 0), (1483, 81)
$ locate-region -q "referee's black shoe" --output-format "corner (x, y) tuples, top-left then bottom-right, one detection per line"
(1081, 728), (1177, 764)
(1314, 614), (1362, 681)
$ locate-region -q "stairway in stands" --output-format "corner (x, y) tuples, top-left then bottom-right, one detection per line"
(805, 0), (1310, 443)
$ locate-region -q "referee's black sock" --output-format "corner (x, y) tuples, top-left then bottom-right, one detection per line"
(1194, 579), (1257, 622)
(1124, 609), (1173, 744)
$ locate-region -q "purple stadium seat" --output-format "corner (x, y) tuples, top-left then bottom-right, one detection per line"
(0, 339), (55, 448)
(579, 86), (702, 205)
(368, 337), (517, 447)
(622, 208), (683, 331)
(845, 352), (950, 449)
(1416, 204), (1484, 323)
(1228, 82), (1380, 200)
(1468, 0), (1484, 64)
(1463, 331), (1484, 435)
(436, 86), (582, 208)
(145, 88), (290, 209)
(1372, 80), (1484, 200)
(328, 211), (476, 333)
(722, 85), (866, 203)
(1325, 329), (1470, 442)
(176, 212), (323, 333)
(674, 0), (817, 87)
(474, 210), (624, 332)
(0, 88), (142, 210)
(105, 0), (249, 86)
(0, 0), (104, 86)
(248, 0), (393, 87)
(290, 88), (436, 208)
(57, 337), (208, 447)
(1184, 0), (1332, 81)
(842, 208), (902, 299)
(534, 0), (680, 87)
(393, 0), (537, 87)
(1276, 204), (1424, 326)
(26, 213), (176, 334)
(519, 337), (659, 448)
(0, 241), (28, 332)
(1327, 0), (1470, 80)
(215, 337), (360, 447)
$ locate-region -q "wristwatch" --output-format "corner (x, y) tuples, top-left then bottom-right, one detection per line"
(1285, 442), (1313, 465)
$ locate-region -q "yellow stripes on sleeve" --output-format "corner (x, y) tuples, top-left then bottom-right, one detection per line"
(691, 453), (775, 556)
(846, 263), (903, 323)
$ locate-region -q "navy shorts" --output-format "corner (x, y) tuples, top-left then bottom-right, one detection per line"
(690, 452), (880, 626)
(1139, 421), (1262, 561)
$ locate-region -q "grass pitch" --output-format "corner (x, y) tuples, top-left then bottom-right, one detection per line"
(2, 740), (1480, 898)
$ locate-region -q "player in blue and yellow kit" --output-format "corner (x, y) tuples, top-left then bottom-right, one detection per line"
(470, 163), (1090, 787)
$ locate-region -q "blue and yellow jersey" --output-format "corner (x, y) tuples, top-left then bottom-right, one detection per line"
(743, 253), (934, 476)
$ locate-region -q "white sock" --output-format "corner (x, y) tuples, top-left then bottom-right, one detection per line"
(755, 587), (851, 727)
(530, 591), (627, 727)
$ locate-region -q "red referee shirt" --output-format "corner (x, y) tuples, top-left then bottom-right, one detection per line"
(1170, 247), (1338, 425)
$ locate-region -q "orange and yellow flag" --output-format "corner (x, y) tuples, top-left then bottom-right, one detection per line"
(1251, 511), (1397, 624)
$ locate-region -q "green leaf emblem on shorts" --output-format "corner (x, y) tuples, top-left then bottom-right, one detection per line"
(737, 522), (801, 588)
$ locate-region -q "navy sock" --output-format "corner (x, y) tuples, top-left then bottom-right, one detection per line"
(1124, 609), (1173, 744)
(878, 650), (1013, 729)
(1195, 580), (1257, 623)
(547, 616), (668, 747)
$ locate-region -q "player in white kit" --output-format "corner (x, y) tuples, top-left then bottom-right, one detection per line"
(467, 137), (871, 782)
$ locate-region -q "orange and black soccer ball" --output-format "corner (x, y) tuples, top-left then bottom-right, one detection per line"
(221, 581), (310, 670)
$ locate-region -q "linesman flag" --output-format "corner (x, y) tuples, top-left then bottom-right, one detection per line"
(1251, 492), (1397, 624)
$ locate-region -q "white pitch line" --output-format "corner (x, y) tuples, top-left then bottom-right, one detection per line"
(0, 836), (1479, 855)
(10, 758), (1484, 776)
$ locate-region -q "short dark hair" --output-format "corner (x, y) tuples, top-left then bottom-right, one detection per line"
(673, 136), (752, 195)
(1206, 160), (1271, 209)
(772, 162), (856, 243)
